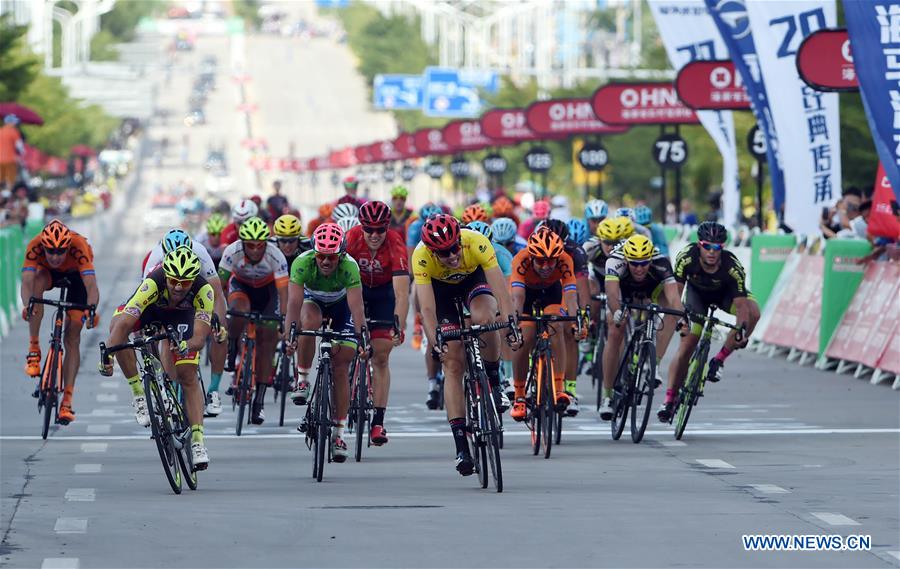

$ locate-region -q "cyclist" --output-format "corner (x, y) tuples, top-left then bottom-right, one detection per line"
(221, 199), (259, 246)
(338, 176), (366, 209)
(285, 223), (369, 463)
(413, 214), (519, 476)
(332, 202), (359, 226)
(491, 217), (527, 255)
(197, 213), (227, 268)
(407, 202), (443, 353)
(461, 203), (489, 224)
(567, 218), (590, 248)
(584, 199), (608, 238)
(517, 199), (550, 239)
(491, 194), (520, 226)
(583, 216), (633, 329)
(306, 203), (334, 237)
(616, 207), (652, 239)
(219, 217), (289, 425)
(344, 201), (410, 445)
(273, 214), (312, 270)
(336, 216), (360, 232)
(634, 204), (669, 257)
(21, 220), (99, 425)
(509, 228), (584, 421)
(658, 222), (760, 421)
(389, 185), (414, 239)
(102, 246), (212, 469)
(600, 234), (684, 420)
(407, 202), (443, 258)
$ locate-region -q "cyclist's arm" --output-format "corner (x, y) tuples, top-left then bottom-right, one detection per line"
(83, 272), (100, 307)
(207, 275), (227, 323)
(484, 265), (515, 321)
(19, 269), (35, 308)
(510, 284), (525, 316)
(605, 278), (622, 318)
(188, 284), (214, 351)
(217, 267), (232, 283)
(663, 280), (684, 313)
(276, 282), (288, 319)
(392, 274), (410, 330)
(285, 281), (304, 337)
(416, 282), (439, 348)
(564, 289), (579, 318)
(108, 280), (157, 345)
(347, 286), (366, 337)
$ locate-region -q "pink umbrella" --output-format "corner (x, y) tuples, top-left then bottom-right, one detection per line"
(0, 102), (44, 125)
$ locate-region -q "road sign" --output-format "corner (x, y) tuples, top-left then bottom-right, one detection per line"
(578, 143), (609, 171)
(747, 125), (767, 159)
(524, 148), (553, 173)
(482, 154), (508, 175)
(652, 133), (688, 169)
(423, 67), (482, 118)
(459, 69), (500, 94)
(373, 75), (423, 110)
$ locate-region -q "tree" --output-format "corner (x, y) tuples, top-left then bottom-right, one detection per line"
(0, 15), (40, 102)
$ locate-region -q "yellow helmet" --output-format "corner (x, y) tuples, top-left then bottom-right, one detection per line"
(274, 214), (302, 238)
(622, 234), (654, 261)
(617, 217), (634, 239)
(597, 217), (632, 241)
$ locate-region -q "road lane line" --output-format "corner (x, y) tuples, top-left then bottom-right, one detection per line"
(80, 443), (108, 453)
(748, 484), (790, 494)
(86, 424), (111, 435)
(87, 409), (119, 417)
(99, 381), (118, 389)
(65, 488), (96, 502)
(658, 440), (687, 447)
(811, 512), (861, 526)
(696, 459), (735, 469)
(41, 559), (79, 569)
(54, 518), (88, 534)
(74, 464), (102, 474)
(96, 393), (118, 403)
(885, 551), (900, 561)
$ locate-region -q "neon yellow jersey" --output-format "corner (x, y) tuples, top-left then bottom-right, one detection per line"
(412, 229), (498, 285)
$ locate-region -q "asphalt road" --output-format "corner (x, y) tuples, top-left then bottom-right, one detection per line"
(1, 17), (899, 569)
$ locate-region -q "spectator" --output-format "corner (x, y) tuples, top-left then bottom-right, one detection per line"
(821, 187), (862, 238)
(679, 199), (698, 225)
(0, 115), (23, 189)
(266, 179), (288, 219)
(665, 202), (678, 225)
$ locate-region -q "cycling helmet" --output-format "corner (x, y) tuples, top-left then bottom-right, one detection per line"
(336, 216), (360, 231)
(342, 175), (359, 189)
(206, 213), (227, 236)
(584, 199), (608, 220)
(163, 245), (201, 280)
(238, 216), (270, 241)
(490, 218), (517, 244)
(461, 204), (488, 224)
(318, 203), (334, 219)
(162, 228), (192, 254)
(618, 217), (635, 239)
(465, 220), (492, 241)
(540, 218), (569, 242)
(492, 196), (514, 218)
(274, 214), (302, 238)
(527, 227), (565, 259)
(390, 185), (408, 199)
(697, 221), (728, 244)
(597, 217), (629, 241)
(622, 235), (654, 261)
(419, 203), (443, 220)
(634, 205), (653, 226)
(358, 200), (391, 228)
(567, 218), (590, 246)
(313, 222), (345, 254)
(40, 219), (72, 249)
(232, 199), (259, 223)
(532, 200), (551, 219)
(332, 202), (359, 222)
(615, 207), (635, 222)
(421, 214), (460, 252)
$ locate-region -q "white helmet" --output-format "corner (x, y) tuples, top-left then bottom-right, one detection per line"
(231, 199), (258, 223)
(336, 216), (360, 231)
(332, 202), (359, 222)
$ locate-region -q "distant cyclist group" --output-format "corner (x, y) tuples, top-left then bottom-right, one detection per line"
(21, 174), (760, 488)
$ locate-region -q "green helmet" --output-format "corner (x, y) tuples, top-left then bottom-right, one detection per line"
(238, 216), (270, 241)
(206, 213), (227, 235)
(163, 246), (201, 280)
(390, 185), (409, 199)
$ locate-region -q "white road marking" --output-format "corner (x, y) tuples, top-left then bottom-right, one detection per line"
(696, 459), (735, 469)
(96, 393), (118, 403)
(80, 443), (108, 453)
(658, 440), (687, 447)
(886, 551), (900, 561)
(74, 464), (102, 474)
(65, 488), (96, 502)
(99, 381), (118, 389)
(86, 409), (119, 417)
(41, 559), (79, 569)
(54, 518), (88, 534)
(748, 484), (790, 494)
(811, 512), (861, 526)
(86, 424), (111, 435)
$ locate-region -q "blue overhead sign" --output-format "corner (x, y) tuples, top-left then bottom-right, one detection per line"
(315, 0), (349, 7)
(459, 69), (500, 94)
(373, 74), (423, 110)
(423, 67), (482, 118)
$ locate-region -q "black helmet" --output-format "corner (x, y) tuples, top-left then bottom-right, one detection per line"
(697, 221), (728, 244)
(540, 218), (569, 242)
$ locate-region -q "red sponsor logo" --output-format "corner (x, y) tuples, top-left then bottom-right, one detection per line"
(526, 98), (629, 135)
(592, 82), (699, 125)
(675, 60), (751, 110)
(480, 108), (542, 142)
(414, 128), (453, 155)
(797, 28), (858, 92)
(442, 120), (497, 151)
(394, 133), (418, 159)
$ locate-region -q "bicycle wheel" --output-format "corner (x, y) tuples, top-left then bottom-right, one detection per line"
(593, 330), (606, 412)
(40, 347), (62, 439)
(235, 347), (252, 436)
(554, 412), (563, 446)
(611, 347), (632, 441)
(353, 360), (367, 463)
(168, 383), (198, 491)
(674, 344), (708, 440)
(630, 342), (656, 444)
(143, 374), (182, 494)
(277, 353), (291, 427)
(479, 373), (503, 493)
(541, 354), (554, 459)
(314, 369), (331, 482)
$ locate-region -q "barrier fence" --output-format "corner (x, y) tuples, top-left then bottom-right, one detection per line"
(0, 220), (43, 337)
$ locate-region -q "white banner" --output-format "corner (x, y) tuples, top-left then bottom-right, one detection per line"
(649, 0), (739, 228)
(745, 0), (840, 236)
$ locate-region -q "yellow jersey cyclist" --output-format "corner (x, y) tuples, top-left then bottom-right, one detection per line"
(219, 217), (289, 426)
(658, 222), (761, 422)
(600, 235), (685, 420)
(285, 222), (369, 463)
(102, 246), (213, 469)
(272, 213), (313, 270)
(413, 214), (520, 477)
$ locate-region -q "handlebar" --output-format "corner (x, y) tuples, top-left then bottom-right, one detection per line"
(684, 307), (746, 342)
(226, 309), (284, 331)
(517, 314), (580, 323)
(620, 302), (686, 319)
(436, 316), (518, 344)
(28, 297), (95, 324)
(99, 325), (181, 367)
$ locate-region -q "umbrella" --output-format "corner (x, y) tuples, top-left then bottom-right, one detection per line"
(70, 145), (96, 157)
(0, 102), (44, 125)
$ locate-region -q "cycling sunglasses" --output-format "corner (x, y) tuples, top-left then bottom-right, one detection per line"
(533, 257), (557, 268)
(699, 241), (723, 252)
(627, 259), (651, 267)
(435, 243), (461, 258)
(166, 276), (194, 288)
(276, 237), (299, 245)
(362, 226), (387, 235)
(601, 239), (619, 247)
(243, 240), (267, 250)
(315, 253), (339, 262)
(44, 247), (68, 256)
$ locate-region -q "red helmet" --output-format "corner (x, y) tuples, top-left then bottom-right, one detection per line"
(358, 200), (391, 228)
(421, 214), (460, 252)
(312, 222), (345, 254)
(40, 219), (72, 249)
(342, 175), (359, 188)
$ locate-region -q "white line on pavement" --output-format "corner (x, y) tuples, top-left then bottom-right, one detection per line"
(886, 551), (900, 561)
(64, 488), (96, 502)
(748, 484), (790, 494)
(811, 512), (861, 526)
(658, 441), (687, 447)
(696, 459), (735, 469)
(80, 443), (108, 453)
(74, 464), (102, 474)
(54, 518), (88, 534)
(86, 424), (111, 435)
(99, 381), (118, 389)
(86, 409), (119, 416)
(96, 393), (118, 403)
(41, 559), (79, 569)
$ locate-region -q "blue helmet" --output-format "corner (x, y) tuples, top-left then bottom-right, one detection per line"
(634, 205), (653, 226)
(567, 218), (590, 246)
(584, 199), (608, 220)
(162, 229), (192, 254)
(615, 207), (635, 222)
(419, 203), (442, 220)
(491, 217), (517, 244)
(465, 220), (492, 240)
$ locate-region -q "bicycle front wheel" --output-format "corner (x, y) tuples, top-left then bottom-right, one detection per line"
(235, 351), (252, 436)
(630, 342), (656, 444)
(479, 374), (503, 493)
(674, 361), (702, 440)
(168, 383), (198, 491)
(40, 348), (61, 440)
(314, 370), (331, 482)
(277, 353), (291, 427)
(611, 350), (632, 441)
(353, 360), (368, 463)
(144, 374), (182, 494)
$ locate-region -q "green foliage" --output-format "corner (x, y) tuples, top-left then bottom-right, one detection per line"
(100, 0), (162, 42)
(0, 15), (40, 102)
(90, 29), (120, 61)
(839, 92), (877, 190)
(233, 0), (262, 30)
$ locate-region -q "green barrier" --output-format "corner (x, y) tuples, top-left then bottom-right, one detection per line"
(750, 234), (797, 310)
(663, 225), (679, 244)
(24, 218), (43, 242)
(819, 238), (871, 356)
(0, 229), (10, 324)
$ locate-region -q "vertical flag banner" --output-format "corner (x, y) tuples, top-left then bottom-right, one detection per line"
(844, 1), (900, 193)
(869, 162), (900, 240)
(745, 0), (841, 236)
(706, 0), (787, 218)
(650, 0), (740, 227)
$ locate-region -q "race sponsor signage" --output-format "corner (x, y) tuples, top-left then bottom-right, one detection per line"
(592, 82), (699, 125)
(369, 140), (402, 163)
(577, 142), (609, 171)
(354, 145), (373, 165)
(394, 133), (418, 159)
(652, 133), (689, 169)
(675, 60), (751, 110)
(524, 147), (552, 173)
(400, 163), (417, 181)
(442, 120), (496, 152)
(449, 156), (470, 178)
(480, 108), (542, 142)
(796, 28), (858, 92)
(414, 128), (453, 156)
(868, 162), (900, 239)
(425, 161), (445, 179)
(526, 98), (629, 135)
(382, 164), (396, 182)
(482, 153), (508, 175)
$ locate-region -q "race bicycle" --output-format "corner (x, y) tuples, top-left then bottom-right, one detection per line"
(226, 309), (283, 436)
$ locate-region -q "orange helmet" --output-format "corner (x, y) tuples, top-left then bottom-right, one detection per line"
(526, 226), (565, 259)
(461, 204), (488, 223)
(40, 219), (72, 249)
(492, 196), (514, 217)
(318, 203), (335, 219)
